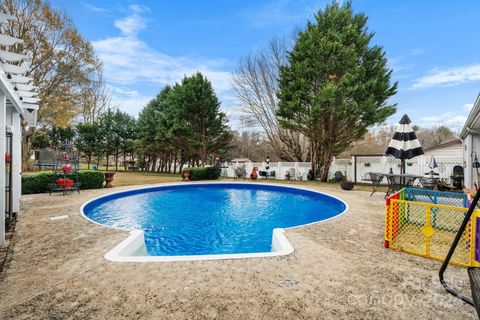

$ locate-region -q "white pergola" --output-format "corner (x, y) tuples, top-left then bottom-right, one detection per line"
(0, 13), (39, 245)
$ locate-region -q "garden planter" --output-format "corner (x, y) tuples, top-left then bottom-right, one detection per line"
(104, 172), (115, 188)
(340, 181), (355, 190)
(183, 170), (191, 181)
(56, 179), (74, 189)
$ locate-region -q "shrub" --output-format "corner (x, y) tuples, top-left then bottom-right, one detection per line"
(22, 170), (105, 194)
(182, 167), (221, 181)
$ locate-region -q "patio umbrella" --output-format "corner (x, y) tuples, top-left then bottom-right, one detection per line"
(385, 114), (424, 175)
(427, 155), (439, 177)
(428, 155), (438, 170)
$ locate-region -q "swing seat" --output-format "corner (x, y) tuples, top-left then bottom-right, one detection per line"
(468, 267), (480, 315)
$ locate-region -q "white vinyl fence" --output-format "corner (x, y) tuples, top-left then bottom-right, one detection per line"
(221, 154), (463, 183)
(221, 161), (312, 180)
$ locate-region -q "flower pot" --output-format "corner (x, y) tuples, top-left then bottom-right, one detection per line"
(104, 172), (115, 188)
(183, 170), (191, 181)
(340, 181), (355, 190)
(56, 179), (74, 188)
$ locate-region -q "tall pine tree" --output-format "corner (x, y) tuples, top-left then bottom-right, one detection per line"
(277, 1), (397, 181)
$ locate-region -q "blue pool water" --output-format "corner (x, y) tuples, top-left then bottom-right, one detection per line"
(83, 183), (347, 256)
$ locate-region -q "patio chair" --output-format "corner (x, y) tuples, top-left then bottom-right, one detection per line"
(364, 172), (384, 197)
(385, 175), (416, 198)
(234, 167), (246, 181)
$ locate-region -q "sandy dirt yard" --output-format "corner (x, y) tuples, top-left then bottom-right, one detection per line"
(0, 182), (477, 319)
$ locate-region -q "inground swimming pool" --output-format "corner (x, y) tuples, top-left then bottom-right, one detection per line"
(81, 182), (348, 261)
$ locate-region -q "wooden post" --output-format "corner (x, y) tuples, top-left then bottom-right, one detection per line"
(11, 109), (21, 214)
(353, 155), (357, 183)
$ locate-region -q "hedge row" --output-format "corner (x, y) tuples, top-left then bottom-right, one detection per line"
(183, 167), (221, 181)
(22, 170), (105, 194)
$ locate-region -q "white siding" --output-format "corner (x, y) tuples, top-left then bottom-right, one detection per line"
(423, 142), (462, 158)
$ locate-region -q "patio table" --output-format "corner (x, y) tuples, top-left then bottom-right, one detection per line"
(384, 173), (422, 198)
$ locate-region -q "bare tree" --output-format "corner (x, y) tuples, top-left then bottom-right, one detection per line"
(412, 125), (458, 149)
(232, 37), (309, 162)
(79, 69), (111, 124)
(1, 0), (103, 168)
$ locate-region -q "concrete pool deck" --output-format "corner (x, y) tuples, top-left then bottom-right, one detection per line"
(0, 183), (476, 319)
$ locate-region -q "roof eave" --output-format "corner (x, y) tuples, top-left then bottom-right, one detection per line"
(0, 70), (23, 113)
(461, 92), (480, 139)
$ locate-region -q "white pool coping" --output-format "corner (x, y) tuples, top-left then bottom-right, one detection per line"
(80, 181), (349, 262)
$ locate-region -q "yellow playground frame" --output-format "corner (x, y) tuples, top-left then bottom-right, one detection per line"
(384, 188), (480, 267)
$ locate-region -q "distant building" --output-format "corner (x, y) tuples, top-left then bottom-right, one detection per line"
(461, 93), (480, 188)
(423, 139), (462, 158)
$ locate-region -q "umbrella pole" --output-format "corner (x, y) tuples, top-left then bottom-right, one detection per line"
(401, 159), (406, 186)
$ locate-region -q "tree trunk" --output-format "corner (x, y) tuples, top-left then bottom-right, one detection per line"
(21, 130), (34, 171)
(87, 155), (91, 170)
(106, 154), (109, 171)
(320, 150), (333, 182)
(115, 152), (119, 171)
(310, 141), (319, 180)
(173, 156), (177, 174)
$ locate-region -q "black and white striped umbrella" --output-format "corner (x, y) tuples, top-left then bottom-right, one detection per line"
(386, 114), (424, 173)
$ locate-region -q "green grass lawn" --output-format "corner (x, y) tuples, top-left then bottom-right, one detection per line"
(112, 171), (182, 186)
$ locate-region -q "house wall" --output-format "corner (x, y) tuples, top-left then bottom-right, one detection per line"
(423, 142), (462, 158)
(1, 97), (22, 245)
(464, 133), (480, 188)
(0, 92), (5, 245)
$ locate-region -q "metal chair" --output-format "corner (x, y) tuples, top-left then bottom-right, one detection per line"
(385, 175), (417, 198)
(366, 172), (384, 197)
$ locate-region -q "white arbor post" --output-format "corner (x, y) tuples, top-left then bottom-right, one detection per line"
(11, 109), (21, 213)
(0, 92), (6, 245)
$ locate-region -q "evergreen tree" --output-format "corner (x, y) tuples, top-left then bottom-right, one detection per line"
(173, 72), (232, 165)
(75, 122), (101, 169)
(277, 1), (397, 181)
(134, 73), (232, 172)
